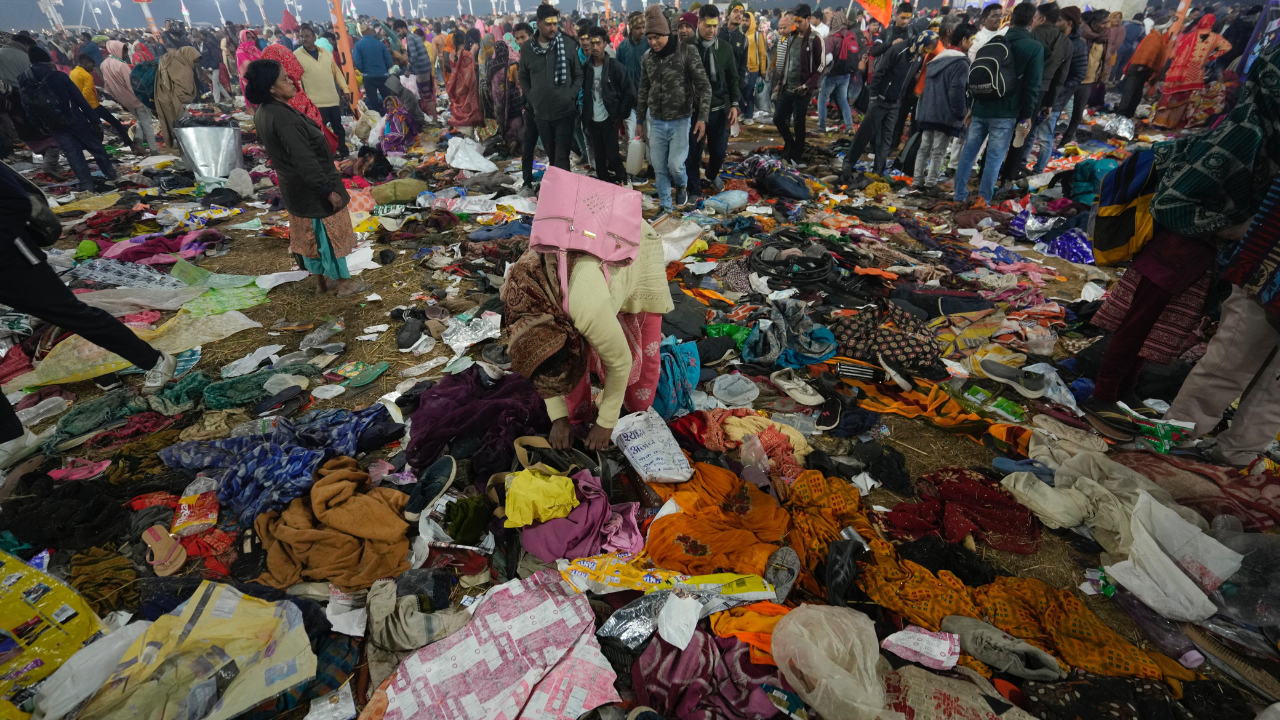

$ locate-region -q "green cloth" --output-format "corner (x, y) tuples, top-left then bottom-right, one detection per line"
(203, 365), (322, 410)
(1151, 44), (1280, 237)
(706, 323), (751, 348)
(144, 370), (214, 415)
(75, 240), (99, 260)
(182, 286), (269, 316)
(444, 495), (489, 546)
(302, 218), (351, 281)
(43, 388), (148, 456)
(972, 26), (1044, 121)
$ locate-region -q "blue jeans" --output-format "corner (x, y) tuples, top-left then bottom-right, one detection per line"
(647, 115), (690, 211)
(1032, 101), (1067, 174)
(953, 117), (1017, 203)
(816, 73), (852, 131)
(52, 124), (115, 191)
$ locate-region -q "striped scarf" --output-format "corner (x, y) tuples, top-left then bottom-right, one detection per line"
(531, 30), (567, 86)
(1223, 177), (1280, 310)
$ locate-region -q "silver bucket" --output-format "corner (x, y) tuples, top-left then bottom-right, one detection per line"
(174, 126), (245, 180)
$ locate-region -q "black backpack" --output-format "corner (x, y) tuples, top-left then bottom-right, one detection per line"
(968, 35), (1017, 101)
(17, 71), (72, 133)
(131, 60), (159, 111)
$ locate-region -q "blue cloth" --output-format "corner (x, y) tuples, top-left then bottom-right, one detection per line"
(160, 405), (388, 526)
(775, 299), (837, 368)
(352, 34), (394, 78)
(467, 221), (532, 241)
(79, 40), (103, 64)
(653, 336), (699, 421)
(953, 117), (1018, 203)
(1032, 98), (1069, 174)
(816, 73), (852, 131)
(362, 75), (392, 114)
(647, 115), (690, 211)
(301, 218), (351, 280)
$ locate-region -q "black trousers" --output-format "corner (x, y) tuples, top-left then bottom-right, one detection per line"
(892, 92), (917, 156)
(317, 105), (348, 158)
(521, 110), (574, 184)
(1062, 84), (1090, 144)
(773, 90), (809, 163)
(583, 116), (625, 184)
(843, 98), (898, 176)
(686, 108), (729, 196)
(1118, 66), (1153, 118)
(0, 242), (161, 442)
(94, 105), (131, 146)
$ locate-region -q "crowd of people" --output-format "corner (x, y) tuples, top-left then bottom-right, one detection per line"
(0, 0), (1257, 207)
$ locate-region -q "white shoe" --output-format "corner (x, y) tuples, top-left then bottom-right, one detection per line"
(0, 429), (39, 470)
(743, 118), (755, 126)
(142, 352), (177, 395)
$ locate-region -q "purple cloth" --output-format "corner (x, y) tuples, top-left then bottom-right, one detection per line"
(1130, 226), (1217, 295)
(633, 630), (791, 720)
(521, 468), (643, 563)
(406, 366), (550, 484)
(103, 228), (223, 264)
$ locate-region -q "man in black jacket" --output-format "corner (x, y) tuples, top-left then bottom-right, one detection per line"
(1002, 2), (1070, 179)
(772, 3), (822, 164)
(869, 2), (915, 59)
(1031, 5), (1087, 174)
(517, 4), (584, 189)
(581, 27), (636, 185)
(842, 32), (927, 178)
(687, 4), (740, 197)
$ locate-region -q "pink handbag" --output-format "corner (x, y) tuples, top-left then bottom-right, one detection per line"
(529, 166), (643, 313)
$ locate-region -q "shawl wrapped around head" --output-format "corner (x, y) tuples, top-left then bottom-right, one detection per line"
(1152, 43), (1280, 237)
(262, 43), (339, 153)
(155, 46), (200, 152)
(501, 248), (587, 398)
(236, 29), (263, 78)
(1162, 14), (1229, 95)
(131, 41), (154, 64)
(445, 47), (483, 127)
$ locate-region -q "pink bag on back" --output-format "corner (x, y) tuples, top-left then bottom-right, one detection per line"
(530, 166), (643, 313)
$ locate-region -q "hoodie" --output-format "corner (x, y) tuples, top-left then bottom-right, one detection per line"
(915, 48), (969, 136)
(1032, 23), (1071, 110)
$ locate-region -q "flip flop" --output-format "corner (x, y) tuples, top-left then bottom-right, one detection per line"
(252, 385), (304, 417)
(48, 458), (111, 481)
(142, 524), (187, 577)
(1083, 412), (1134, 442)
(346, 361), (389, 388)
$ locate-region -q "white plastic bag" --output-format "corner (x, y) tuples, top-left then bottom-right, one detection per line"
(656, 594), (700, 650)
(31, 620), (153, 720)
(772, 605), (889, 720)
(446, 136), (499, 173)
(1104, 492), (1242, 622)
(611, 408), (694, 483)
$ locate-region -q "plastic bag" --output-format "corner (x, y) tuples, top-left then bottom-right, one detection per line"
(611, 408), (694, 483)
(172, 475), (219, 537)
(703, 190), (749, 215)
(772, 605), (888, 720)
(31, 620), (153, 720)
(446, 136), (499, 173)
(1208, 515), (1280, 626)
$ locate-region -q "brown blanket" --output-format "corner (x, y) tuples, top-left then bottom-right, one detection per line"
(256, 456), (410, 591)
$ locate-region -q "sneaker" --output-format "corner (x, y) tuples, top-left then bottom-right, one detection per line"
(0, 429), (39, 470)
(674, 186), (689, 208)
(979, 358), (1047, 399)
(94, 373), (124, 391)
(481, 343), (512, 369)
(405, 455), (457, 521)
(712, 176), (725, 193)
(742, 118), (755, 126)
(142, 352), (177, 395)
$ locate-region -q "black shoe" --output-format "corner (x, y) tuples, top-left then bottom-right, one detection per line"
(94, 373), (123, 391)
(405, 455), (457, 521)
(675, 186), (689, 208)
(395, 308), (426, 351)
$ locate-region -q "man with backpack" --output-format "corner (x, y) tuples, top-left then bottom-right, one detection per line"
(686, 4), (739, 199)
(636, 3), (710, 212)
(952, 1), (1043, 204)
(841, 29), (931, 178)
(816, 9), (856, 134)
(18, 59), (117, 192)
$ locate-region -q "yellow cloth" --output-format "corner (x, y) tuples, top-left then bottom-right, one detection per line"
(965, 344), (1026, 379)
(544, 221), (674, 428)
(294, 45), (349, 108)
(503, 469), (580, 528)
(723, 414), (811, 462)
(69, 66), (99, 107)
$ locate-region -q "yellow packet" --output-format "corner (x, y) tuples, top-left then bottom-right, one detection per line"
(558, 552), (688, 594)
(649, 572), (776, 602)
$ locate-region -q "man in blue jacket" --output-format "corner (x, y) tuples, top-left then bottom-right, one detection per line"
(18, 58), (115, 193)
(952, 1), (1043, 204)
(352, 25), (394, 113)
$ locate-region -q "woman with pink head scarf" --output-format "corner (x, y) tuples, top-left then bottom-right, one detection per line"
(101, 40), (159, 154)
(236, 29), (264, 103)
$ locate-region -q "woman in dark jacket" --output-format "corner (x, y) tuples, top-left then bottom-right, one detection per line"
(245, 59), (368, 297)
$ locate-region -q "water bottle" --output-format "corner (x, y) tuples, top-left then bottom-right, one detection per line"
(1112, 590), (1204, 668)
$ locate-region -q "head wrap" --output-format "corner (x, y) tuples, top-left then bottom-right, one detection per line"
(910, 29), (939, 55)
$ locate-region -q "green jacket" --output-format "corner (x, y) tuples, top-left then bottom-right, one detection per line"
(693, 36), (741, 114)
(637, 40), (712, 123)
(972, 25), (1044, 121)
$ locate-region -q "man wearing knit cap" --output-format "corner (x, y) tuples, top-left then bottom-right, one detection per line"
(678, 12), (699, 44)
(636, 3), (712, 212)
(517, 3), (583, 191)
(772, 3), (823, 165)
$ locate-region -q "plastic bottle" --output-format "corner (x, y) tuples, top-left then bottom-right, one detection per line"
(17, 397), (69, 426)
(300, 317), (344, 350)
(1112, 590), (1204, 668)
(625, 139), (647, 176)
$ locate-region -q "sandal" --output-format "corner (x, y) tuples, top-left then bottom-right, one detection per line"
(48, 458), (111, 481)
(142, 524), (187, 577)
(346, 361), (389, 388)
